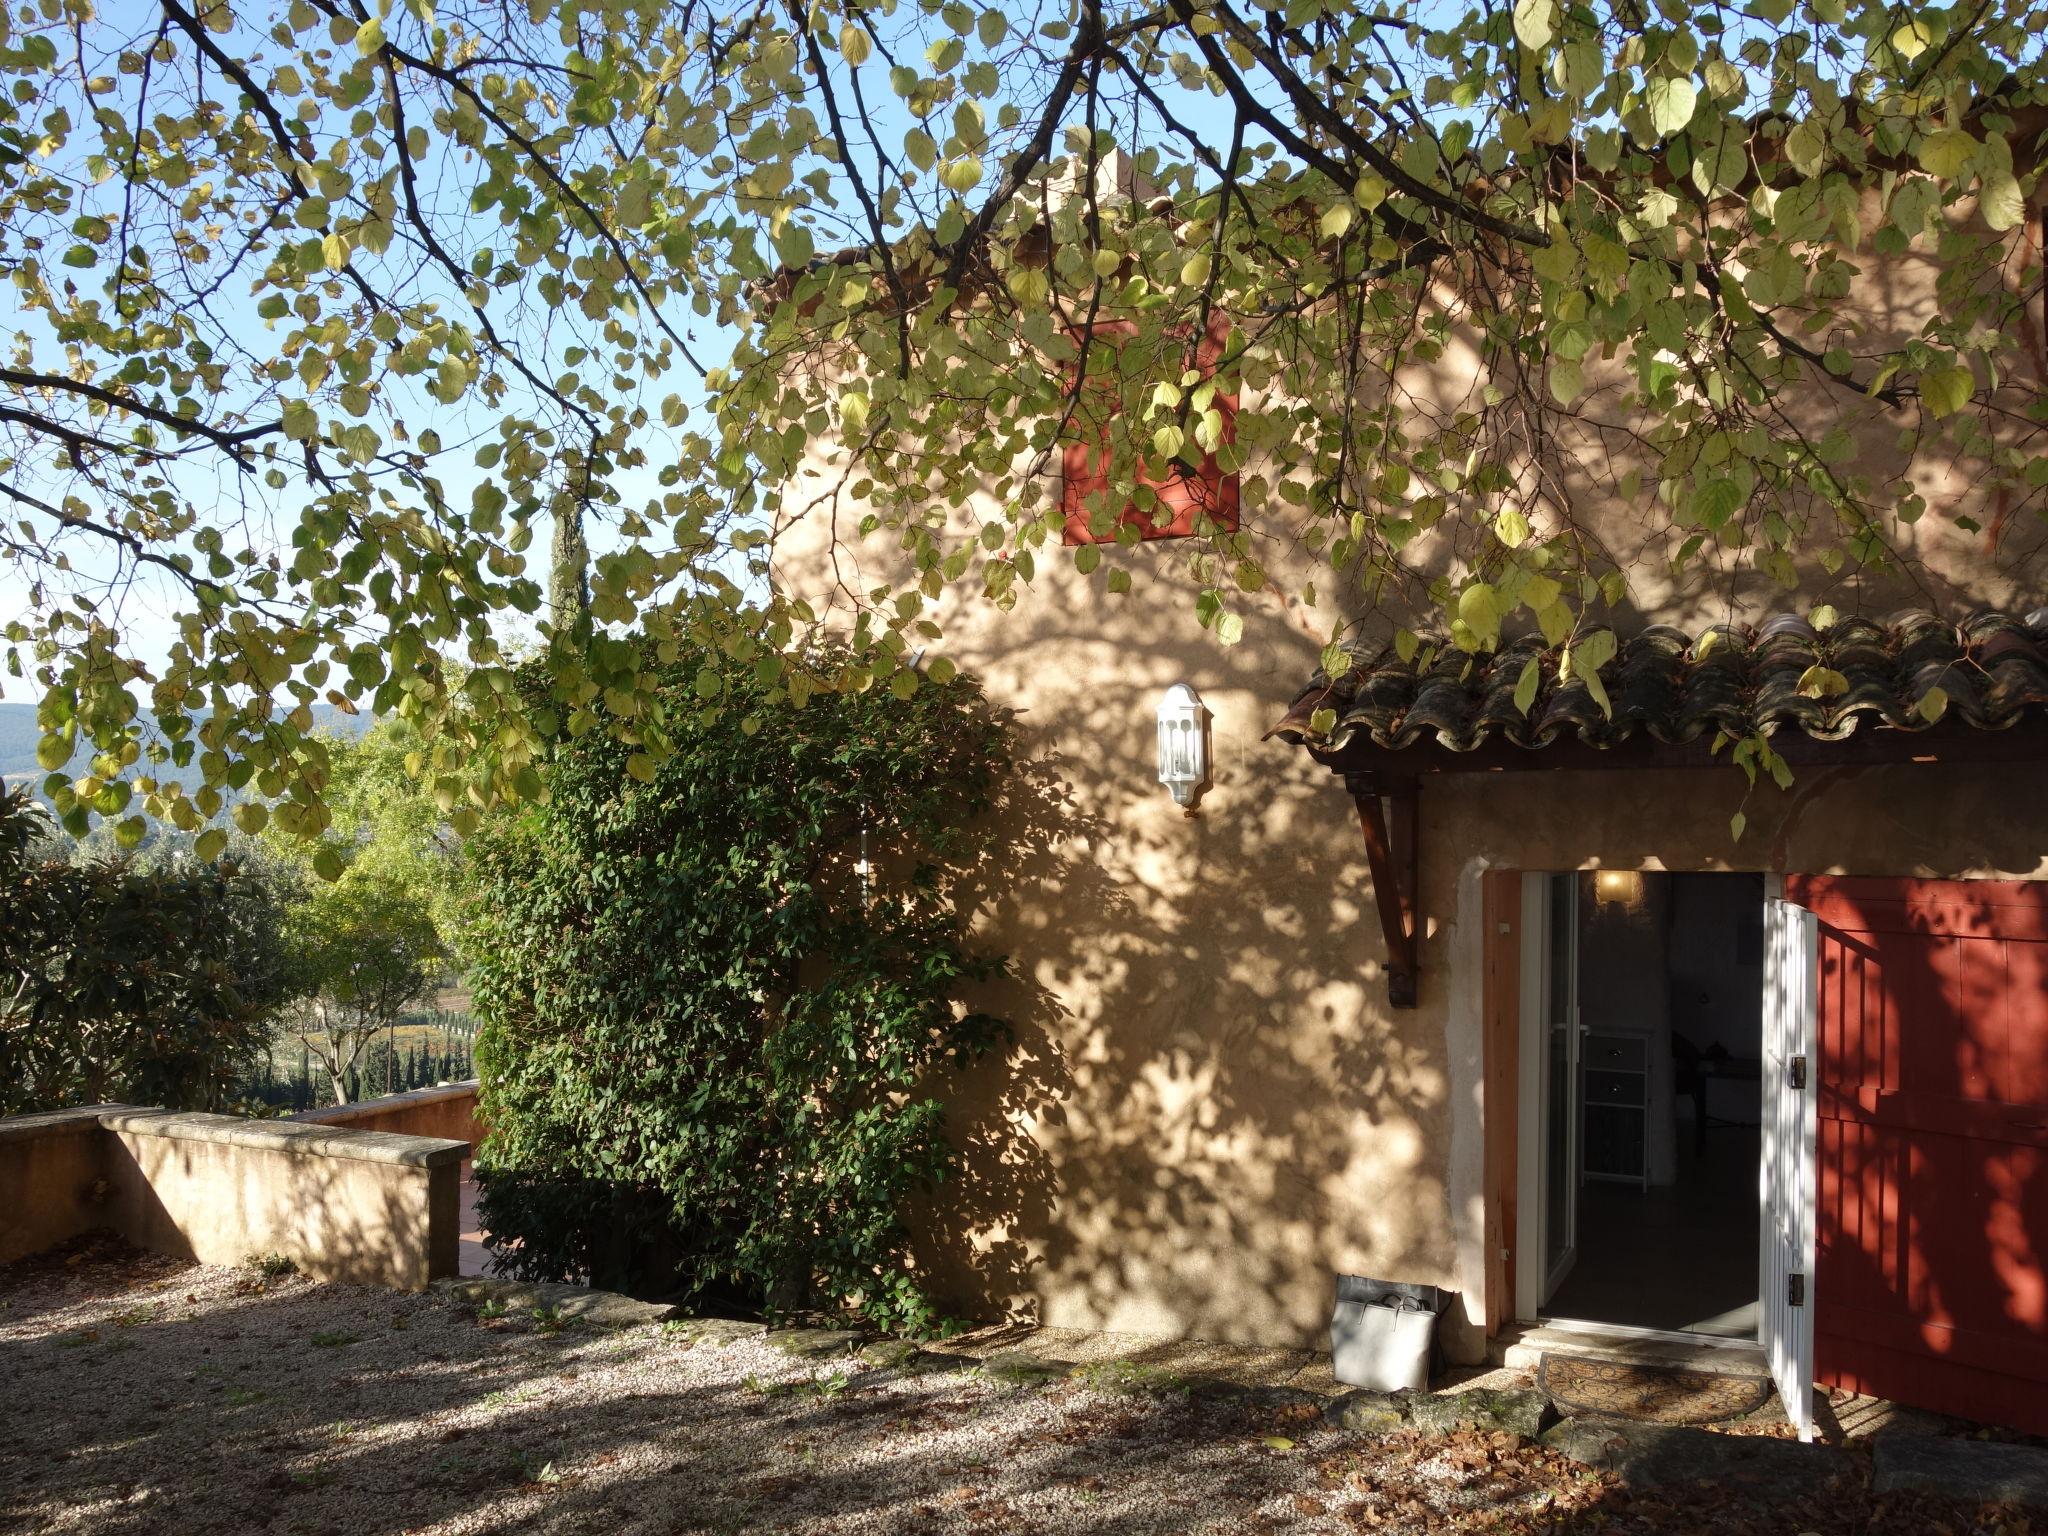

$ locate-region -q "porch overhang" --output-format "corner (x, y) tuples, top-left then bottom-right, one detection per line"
(1268, 610), (2048, 1008)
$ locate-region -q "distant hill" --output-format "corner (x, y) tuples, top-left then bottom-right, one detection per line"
(0, 700), (373, 796)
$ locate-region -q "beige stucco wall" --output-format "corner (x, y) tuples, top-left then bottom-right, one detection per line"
(853, 532), (2048, 1360)
(0, 1103), (468, 1290)
(0, 1106), (115, 1265)
(766, 194), (2048, 1356)
(292, 1080), (484, 1152)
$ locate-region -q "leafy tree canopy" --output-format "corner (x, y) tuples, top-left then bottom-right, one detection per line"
(2, 0), (2042, 842)
(261, 719), (451, 1099)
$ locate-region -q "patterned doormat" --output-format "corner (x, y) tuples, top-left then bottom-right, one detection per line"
(1537, 1353), (1774, 1426)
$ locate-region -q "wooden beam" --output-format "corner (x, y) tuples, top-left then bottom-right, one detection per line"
(1348, 773), (1420, 1008)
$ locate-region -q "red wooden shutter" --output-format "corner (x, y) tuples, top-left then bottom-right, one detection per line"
(1061, 316), (1239, 546)
(1791, 875), (2048, 1435)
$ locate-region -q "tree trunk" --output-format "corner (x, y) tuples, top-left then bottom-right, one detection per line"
(549, 502), (590, 639)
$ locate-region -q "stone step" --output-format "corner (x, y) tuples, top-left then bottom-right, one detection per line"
(1494, 1322), (1770, 1378)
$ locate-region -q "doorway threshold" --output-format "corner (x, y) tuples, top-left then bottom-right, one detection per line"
(1495, 1319), (1769, 1377)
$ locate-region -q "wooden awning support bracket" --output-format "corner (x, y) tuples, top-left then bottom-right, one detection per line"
(1346, 772), (1420, 1009)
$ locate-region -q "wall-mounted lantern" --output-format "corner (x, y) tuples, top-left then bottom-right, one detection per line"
(1156, 683), (1210, 812)
(1593, 868), (1644, 910)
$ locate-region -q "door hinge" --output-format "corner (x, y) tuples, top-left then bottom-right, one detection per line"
(1787, 1272), (1806, 1307)
(1789, 1054), (1808, 1091)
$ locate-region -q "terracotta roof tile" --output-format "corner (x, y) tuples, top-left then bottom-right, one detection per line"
(1268, 610), (2048, 755)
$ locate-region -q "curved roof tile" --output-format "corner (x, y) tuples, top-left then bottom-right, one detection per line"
(1268, 610), (2048, 755)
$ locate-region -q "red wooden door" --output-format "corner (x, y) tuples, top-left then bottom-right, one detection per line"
(1789, 876), (2048, 1434)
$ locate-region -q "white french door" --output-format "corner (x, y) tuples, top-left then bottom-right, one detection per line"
(1516, 872), (1582, 1317)
(1760, 886), (1820, 1440)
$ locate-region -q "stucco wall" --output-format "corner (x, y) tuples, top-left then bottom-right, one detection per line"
(99, 1110), (464, 1288)
(0, 1106), (467, 1289)
(769, 489), (2048, 1360)
(765, 194), (2048, 1356)
(871, 535), (2048, 1357)
(292, 1081), (483, 1152)
(0, 1106), (114, 1265)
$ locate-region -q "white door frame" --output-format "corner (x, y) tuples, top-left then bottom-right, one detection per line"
(1760, 875), (1820, 1439)
(1512, 869), (1811, 1368)
(1513, 871), (1580, 1321)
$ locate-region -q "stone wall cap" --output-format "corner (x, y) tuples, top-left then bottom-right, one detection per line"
(97, 1109), (468, 1168)
(289, 1079), (481, 1127)
(0, 1104), (135, 1144)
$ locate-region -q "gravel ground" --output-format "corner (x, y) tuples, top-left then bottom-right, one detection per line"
(0, 1238), (2024, 1536)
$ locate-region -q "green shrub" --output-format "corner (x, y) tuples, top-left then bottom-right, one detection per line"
(0, 788), (297, 1114)
(466, 643), (1009, 1332)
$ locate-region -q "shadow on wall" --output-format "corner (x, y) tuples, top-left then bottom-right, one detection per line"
(0, 1108), (467, 1290)
(901, 604), (1454, 1349)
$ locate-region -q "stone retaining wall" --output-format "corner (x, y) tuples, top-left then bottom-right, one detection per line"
(290, 1079), (483, 1151)
(0, 1105), (118, 1267)
(0, 1100), (468, 1288)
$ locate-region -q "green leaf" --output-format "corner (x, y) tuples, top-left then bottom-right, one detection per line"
(354, 15), (384, 54)
(1915, 129), (1978, 179)
(1645, 77), (1697, 137)
(1785, 120), (1827, 179)
(1917, 685), (1949, 724)
(1693, 477), (1745, 528)
(1980, 172), (2026, 233)
(1796, 664), (1848, 698)
(1456, 582), (1503, 647)
(1922, 365), (1975, 418)
(1565, 629), (1617, 718)
(1513, 656), (1541, 716)
(1216, 611), (1245, 645)
(1512, 0), (1555, 50)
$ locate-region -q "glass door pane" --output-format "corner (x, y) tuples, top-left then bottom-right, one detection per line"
(1542, 873), (1579, 1291)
